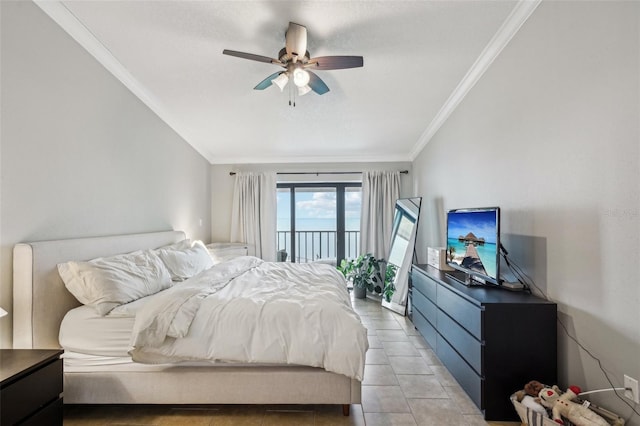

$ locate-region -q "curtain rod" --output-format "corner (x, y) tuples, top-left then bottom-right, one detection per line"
(229, 170), (409, 176)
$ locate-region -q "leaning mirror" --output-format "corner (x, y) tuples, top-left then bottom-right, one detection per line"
(381, 197), (422, 315)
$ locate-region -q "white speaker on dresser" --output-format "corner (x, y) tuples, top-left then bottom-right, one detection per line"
(427, 247), (454, 271)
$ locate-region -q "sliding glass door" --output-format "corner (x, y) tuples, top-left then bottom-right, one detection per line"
(344, 186), (362, 260)
(277, 183), (361, 265)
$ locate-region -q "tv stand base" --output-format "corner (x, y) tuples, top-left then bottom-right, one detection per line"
(501, 281), (525, 291)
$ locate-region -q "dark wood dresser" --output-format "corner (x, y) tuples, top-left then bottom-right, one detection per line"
(0, 349), (63, 425)
(410, 264), (557, 421)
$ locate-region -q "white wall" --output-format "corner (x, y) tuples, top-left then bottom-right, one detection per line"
(412, 1), (639, 422)
(0, 1), (212, 348)
(211, 162), (413, 242)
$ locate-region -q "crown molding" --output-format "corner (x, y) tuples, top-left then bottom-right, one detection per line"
(408, 0), (541, 161)
(209, 153), (413, 165)
(33, 1), (213, 163)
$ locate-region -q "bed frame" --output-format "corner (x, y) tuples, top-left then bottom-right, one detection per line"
(12, 230), (361, 412)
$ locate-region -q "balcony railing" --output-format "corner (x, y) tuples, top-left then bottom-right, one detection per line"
(277, 230), (360, 263)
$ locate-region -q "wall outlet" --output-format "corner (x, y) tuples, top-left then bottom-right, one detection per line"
(624, 375), (639, 404)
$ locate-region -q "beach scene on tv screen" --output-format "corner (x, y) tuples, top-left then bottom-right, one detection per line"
(447, 210), (498, 279)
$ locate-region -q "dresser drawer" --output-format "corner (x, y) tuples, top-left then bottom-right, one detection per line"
(437, 310), (483, 375)
(411, 268), (436, 302)
(437, 286), (483, 339)
(1, 358), (62, 425)
(22, 398), (63, 426)
(412, 285), (437, 325)
(412, 309), (437, 350)
(437, 336), (483, 410)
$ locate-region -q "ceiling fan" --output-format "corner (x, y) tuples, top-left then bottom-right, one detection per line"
(223, 22), (363, 103)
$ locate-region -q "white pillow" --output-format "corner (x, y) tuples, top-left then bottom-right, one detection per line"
(154, 240), (214, 281)
(157, 239), (192, 251)
(58, 249), (172, 315)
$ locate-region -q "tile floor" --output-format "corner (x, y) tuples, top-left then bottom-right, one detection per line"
(64, 294), (521, 425)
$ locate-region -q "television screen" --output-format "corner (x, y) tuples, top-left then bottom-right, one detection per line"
(446, 207), (500, 285)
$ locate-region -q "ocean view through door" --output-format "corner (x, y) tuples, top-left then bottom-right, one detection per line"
(277, 183), (361, 265)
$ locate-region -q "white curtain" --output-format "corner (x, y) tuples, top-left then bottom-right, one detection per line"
(230, 172), (277, 261)
(359, 171), (401, 261)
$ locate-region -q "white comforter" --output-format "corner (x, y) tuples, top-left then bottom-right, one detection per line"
(129, 256), (368, 381)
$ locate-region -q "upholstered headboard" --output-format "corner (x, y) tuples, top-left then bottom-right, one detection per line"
(13, 230), (186, 349)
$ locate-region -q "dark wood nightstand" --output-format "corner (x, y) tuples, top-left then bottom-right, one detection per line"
(0, 349), (63, 425)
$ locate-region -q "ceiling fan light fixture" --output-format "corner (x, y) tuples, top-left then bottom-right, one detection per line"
(298, 85), (312, 96)
(272, 73), (289, 91)
(292, 68), (310, 87)
(223, 22), (363, 103)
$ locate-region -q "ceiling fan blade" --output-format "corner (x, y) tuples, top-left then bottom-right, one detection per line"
(285, 22), (307, 58)
(254, 72), (284, 90)
(307, 56), (364, 70)
(223, 49), (283, 66)
(308, 71), (330, 95)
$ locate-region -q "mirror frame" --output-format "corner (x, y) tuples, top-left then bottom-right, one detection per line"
(381, 197), (422, 315)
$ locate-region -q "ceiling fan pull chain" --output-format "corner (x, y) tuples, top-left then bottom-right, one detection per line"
(288, 80), (295, 107)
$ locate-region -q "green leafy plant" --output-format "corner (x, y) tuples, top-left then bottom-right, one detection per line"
(338, 253), (385, 294)
(447, 246), (456, 262)
(383, 263), (398, 302)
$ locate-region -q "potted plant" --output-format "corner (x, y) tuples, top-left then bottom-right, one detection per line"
(338, 253), (385, 299)
(382, 263), (398, 302)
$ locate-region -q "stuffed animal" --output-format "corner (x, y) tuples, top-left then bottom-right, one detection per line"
(538, 385), (609, 426)
(515, 380), (546, 401)
(514, 381), (547, 415)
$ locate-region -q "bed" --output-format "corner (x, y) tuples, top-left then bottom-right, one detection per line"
(12, 230), (364, 414)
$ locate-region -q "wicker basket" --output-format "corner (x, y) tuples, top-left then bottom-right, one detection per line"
(510, 394), (625, 426)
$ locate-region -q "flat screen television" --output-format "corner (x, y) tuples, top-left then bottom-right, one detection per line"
(446, 207), (500, 286)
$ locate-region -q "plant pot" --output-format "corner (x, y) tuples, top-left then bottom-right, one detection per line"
(353, 286), (366, 299)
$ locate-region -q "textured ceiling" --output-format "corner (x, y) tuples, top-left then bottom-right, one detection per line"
(49, 1), (522, 164)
